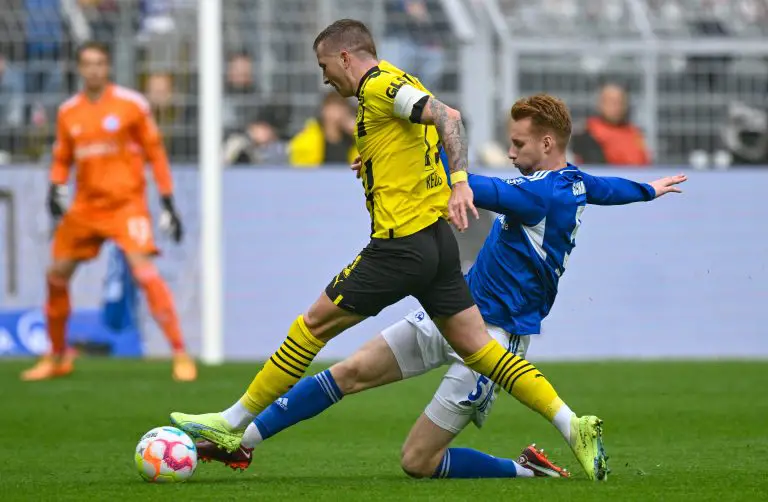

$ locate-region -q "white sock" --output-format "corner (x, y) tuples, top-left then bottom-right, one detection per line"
(221, 401), (255, 429)
(241, 422), (264, 449)
(514, 461), (535, 478)
(552, 403), (576, 444)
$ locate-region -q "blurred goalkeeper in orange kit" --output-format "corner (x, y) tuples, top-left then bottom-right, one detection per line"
(21, 41), (197, 382)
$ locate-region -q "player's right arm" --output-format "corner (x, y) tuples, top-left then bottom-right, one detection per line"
(468, 173), (548, 226)
(581, 171), (686, 205)
(48, 108), (73, 223)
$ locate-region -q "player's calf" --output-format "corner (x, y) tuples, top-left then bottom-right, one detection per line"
(21, 265), (76, 381)
(45, 270), (72, 356)
(236, 293), (361, 420)
(130, 261), (185, 347)
(130, 258), (196, 381)
(401, 446), (445, 478)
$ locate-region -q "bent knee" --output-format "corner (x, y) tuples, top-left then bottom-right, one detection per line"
(303, 294), (365, 341)
(47, 262), (75, 282)
(130, 262), (160, 285)
(400, 446), (442, 479)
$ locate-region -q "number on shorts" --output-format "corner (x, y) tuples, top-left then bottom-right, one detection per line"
(468, 375), (490, 402)
(127, 217), (151, 245)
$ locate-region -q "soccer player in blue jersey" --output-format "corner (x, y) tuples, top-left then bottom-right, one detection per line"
(193, 94), (687, 480)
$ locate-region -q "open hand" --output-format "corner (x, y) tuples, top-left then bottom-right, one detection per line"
(649, 173), (688, 198)
(448, 181), (479, 232)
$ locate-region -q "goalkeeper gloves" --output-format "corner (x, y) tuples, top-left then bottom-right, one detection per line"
(159, 195), (183, 243)
(47, 184), (68, 234)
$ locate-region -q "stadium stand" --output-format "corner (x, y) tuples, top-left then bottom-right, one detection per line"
(0, 0), (767, 165)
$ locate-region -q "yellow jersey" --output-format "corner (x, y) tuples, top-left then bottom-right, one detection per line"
(355, 60), (450, 239)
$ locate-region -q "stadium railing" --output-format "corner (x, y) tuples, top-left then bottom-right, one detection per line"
(2, 0), (768, 166)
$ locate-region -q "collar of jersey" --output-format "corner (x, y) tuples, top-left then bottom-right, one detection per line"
(356, 65), (381, 98)
(556, 163), (579, 172)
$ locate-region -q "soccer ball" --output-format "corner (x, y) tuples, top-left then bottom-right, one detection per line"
(134, 426), (197, 483)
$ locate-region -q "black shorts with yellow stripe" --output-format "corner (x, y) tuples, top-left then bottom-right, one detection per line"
(324, 218), (475, 318)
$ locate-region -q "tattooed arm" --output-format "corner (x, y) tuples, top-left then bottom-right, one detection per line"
(419, 96), (469, 177)
(392, 84), (478, 229)
(391, 84), (468, 176)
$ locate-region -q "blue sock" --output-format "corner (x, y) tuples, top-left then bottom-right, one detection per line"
(253, 369), (343, 440)
(432, 448), (520, 479)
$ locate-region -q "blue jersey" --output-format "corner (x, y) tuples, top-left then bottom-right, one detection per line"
(458, 163), (655, 335)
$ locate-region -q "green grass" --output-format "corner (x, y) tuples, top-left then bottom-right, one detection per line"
(2, 359), (767, 501)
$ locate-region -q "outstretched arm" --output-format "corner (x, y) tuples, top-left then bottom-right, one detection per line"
(582, 171), (687, 205)
(468, 173), (548, 226)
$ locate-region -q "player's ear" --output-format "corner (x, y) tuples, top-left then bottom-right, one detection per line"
(542, 134), (553, 154)
(340, 50), (351, 68)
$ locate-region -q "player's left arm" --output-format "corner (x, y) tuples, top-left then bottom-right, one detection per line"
(135, 107), (183, 243)
(391, 83), (477, 230)
(581, 171), (687, 206)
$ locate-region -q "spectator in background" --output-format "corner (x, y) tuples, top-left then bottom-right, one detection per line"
(289, 92), (357, 167)
(144, 72), (195, 161)
(222, 110), (288, 166)
(223, 52), (259, 135)
(381, 0), (447, 91)
(571, 82), (651, 166)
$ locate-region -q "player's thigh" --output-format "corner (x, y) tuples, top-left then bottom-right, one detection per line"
(51, 212), (104, 263)
(401, 412), (457, 478)
(329, 334), (403, 395)
(382, 309), (456, 379)
(324, 234), (436, 319)
(109, 209), (159, 258)
(433, 306), (493, 359)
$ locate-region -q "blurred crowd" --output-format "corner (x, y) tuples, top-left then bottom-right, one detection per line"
(1, 0), (768, 167)
(500, 0), (768, 37)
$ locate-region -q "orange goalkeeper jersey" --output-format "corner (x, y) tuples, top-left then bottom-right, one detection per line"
(50, 84), (173, 213)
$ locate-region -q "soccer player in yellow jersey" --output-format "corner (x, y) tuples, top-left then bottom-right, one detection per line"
(172, 19), (607, 481)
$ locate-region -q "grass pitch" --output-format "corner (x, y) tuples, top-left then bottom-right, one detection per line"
(1, 359), (766, 501)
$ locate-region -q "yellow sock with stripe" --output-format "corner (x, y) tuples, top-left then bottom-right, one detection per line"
(464, 339), (564, 421)
(240, 315), (325, 414)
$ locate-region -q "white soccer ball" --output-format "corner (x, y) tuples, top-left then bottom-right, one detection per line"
(134, 426), (197, 483)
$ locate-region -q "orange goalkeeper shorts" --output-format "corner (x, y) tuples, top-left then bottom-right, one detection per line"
(52, 205), (159, 261)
